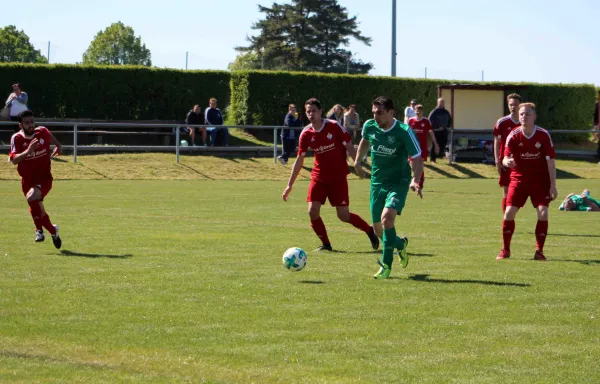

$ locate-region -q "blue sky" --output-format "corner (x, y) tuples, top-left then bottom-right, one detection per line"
(2, 0), (598, 85)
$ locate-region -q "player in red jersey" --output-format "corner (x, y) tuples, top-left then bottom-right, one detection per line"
(497, 103), (557, 261)
(493, 93), (521, 213)
(282, 98), (379, 251)
(8, 110), (63, 248)
(408, 104), (439, 189)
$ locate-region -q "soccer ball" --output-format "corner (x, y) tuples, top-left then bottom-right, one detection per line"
(282, 247), (307, 272)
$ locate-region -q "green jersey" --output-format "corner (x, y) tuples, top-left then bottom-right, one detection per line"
(362, 118), (421, 188)
(559, 194), (600, 211)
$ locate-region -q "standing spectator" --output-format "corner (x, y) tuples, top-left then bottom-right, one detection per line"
(403, 99), (417, 124)
(185, 105), (206, 146)
(343, 104), (361, 141)
(428, 98), (453, 163)
(5, 83), (29, 122)
(204, 98), (228, 146)
(278, 104), (303, 165)
(326, 104), (345, 126)
(408, 104), (439, 189)
(594, 90), (599, 162)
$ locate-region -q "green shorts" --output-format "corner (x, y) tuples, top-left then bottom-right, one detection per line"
(370, 184), (409, 224)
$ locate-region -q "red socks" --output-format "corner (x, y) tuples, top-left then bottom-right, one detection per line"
(535, 220), (548, 252)
(28, 201), (43, 231)
(348, 213), (371, 233)
(502, 219), (515, 251)
(310, 217), (330, 245)
(502, 197), (507, 213)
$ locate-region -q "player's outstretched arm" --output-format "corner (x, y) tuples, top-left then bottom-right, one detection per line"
(49, 132), (62, 157)
(282, 154), (305, 202)
(409, 156), (424, 198)
(547, 158), (558, 200)
(353, 139), (369, 178)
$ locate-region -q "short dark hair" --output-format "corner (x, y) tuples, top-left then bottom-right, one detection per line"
(305, 98), (322, 110)
(507, 93), (522, 102)
(349, 104), (356, 109)
(12, 83), (21, 90)
(18, 110), (34, 122)
(372, 96), (394, 111)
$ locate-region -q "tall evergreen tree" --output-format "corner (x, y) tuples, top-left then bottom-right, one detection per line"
(234, 0), (372, 74)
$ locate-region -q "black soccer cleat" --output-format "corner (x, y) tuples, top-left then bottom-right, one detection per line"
(51, 225), (62, 249)
(367, 226), (380, 250)
(314, 244), (333, 252)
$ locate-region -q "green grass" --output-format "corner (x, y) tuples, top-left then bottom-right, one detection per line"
(0, 158), (599, 383)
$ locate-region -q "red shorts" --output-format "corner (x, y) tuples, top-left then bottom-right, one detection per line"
(307, 178), (349, 207)
(506, 181), (551, 208)
(22, 178), (53, 201)
(499, 168), (511, 187)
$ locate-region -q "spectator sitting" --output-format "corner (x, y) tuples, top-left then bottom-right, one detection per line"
(559, 189), (600, 212)
(5, 83), (29, 122)
(343, 104), (361, 142)
(185, 104), (206, 146)
(403, 99), (417, 124)
(278, 104), (303, 165)
(326, 104), (345, 126)
(204, 98), (228, 146)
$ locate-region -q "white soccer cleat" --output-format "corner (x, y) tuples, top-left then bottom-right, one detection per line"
(35, 230), (45, 243)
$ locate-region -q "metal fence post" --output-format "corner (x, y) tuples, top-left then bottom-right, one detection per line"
(273, 128), (278, 164)
(73, 124), (78, 163)
(175, 126), (180, 164)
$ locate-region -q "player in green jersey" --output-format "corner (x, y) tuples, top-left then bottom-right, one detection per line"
(354, 96), (424, 279)
(559, 189), (600, 212)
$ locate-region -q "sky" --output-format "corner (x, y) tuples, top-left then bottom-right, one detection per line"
(2, 0), (598, 85)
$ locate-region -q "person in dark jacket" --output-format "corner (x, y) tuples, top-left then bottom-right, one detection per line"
(204, 98), (228, 146)
(185, 105), (205, 146)
(428, 98), (453, 163)
(278, 104), (303, 165)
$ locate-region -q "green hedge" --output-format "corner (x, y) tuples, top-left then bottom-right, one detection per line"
(0, 64), (230, 120)
(230, 70), (596, 142)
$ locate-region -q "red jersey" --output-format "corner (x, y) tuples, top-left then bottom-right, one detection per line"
(9, 127), (53, 182)
(408, 117), (432, 154)
(504, 126), (555, 184)
(493, 115), (520, 160)
(298, 119), (351, 183)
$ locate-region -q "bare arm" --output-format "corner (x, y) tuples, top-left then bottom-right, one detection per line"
(282, 153), (306, 201)
(10, 139), (38, 165)
(409, 156), (424, 198)
(353, 138), (370, 178)
(344, 141), (357, 161)
(49, 131), (62, 157)
(547, 158), (558, 200)
(428, 130), (439, 153)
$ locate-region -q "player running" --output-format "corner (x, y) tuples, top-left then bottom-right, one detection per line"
(282, 98), (379, 252)
(354, 96), (424, 279)
(497, 103), (557, 261)
(8, 110), (63, 248)
(493, 93), (521, 213)
(408, 104), (439, 189)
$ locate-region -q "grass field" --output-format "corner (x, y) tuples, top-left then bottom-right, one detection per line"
(1, 155), (599, 383)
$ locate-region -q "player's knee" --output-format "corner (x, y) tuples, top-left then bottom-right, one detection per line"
(26, 189), (41, 202)
(381, 215), (395, 229)
(504, 207), (518, 221)
(372, 224), (383, 238)
(537, 207), (549, 220)
(336, 210), (350, 222)
(308, 208), (320, 220)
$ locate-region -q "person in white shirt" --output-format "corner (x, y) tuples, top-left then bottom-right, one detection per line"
(343, 104), (361, 141)
(403, 99), (417, 124)
(5, 83), (29, 122)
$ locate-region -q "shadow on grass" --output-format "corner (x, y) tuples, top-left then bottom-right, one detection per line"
(60, 250), (133, 259)
(541, 232), (600, 238)
(551, 259), (600, 266)
(555, 168), (582, 179)
(51, 157), (68, 163)
(425, 164), (457, 179)
(178, 163), (214, 180)
(448, 163), (486, 179)
(410, 253), (435, 257)
(404, 274), (530, 287)
(298, 280), (325, 284)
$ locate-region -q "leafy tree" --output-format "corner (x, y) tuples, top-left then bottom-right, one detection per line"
(0, 25), (47, 63)
(236, 0), (372, 74)
(82, 22), (151, 66)
(228, 52), (262, 71)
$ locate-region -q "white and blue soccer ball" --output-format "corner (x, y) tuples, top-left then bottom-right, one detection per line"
(282, 247), (307, 272)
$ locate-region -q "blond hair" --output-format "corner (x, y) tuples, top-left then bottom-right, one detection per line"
(519, 102), (536, 112)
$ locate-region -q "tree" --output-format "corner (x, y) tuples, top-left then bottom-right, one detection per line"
(236, 0), (372, 74)
(228, 52), (262, 71)
(82, 22), (151, 66)
(0, 25), (47, 63)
